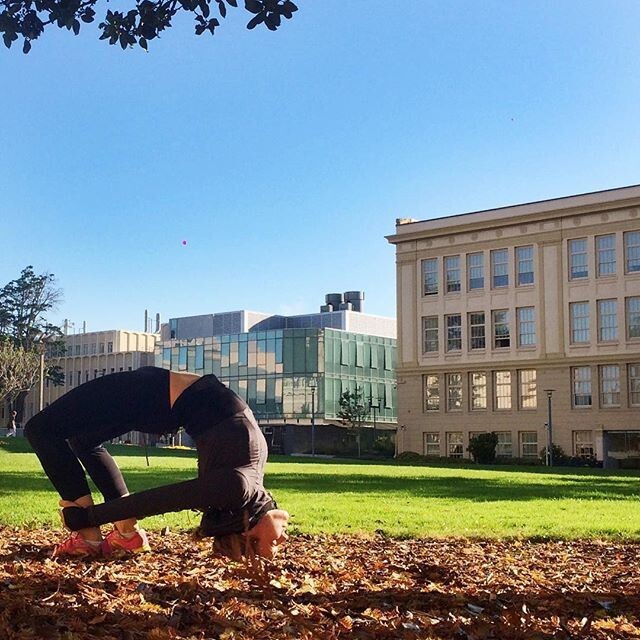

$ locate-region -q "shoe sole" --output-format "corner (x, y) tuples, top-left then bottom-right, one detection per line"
(103, 543), (151, 556)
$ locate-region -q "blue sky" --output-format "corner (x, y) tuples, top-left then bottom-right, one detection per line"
(1, 1), (639, 332)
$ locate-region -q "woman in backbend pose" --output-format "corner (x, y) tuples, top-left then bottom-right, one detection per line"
(24, 366), (288, 560)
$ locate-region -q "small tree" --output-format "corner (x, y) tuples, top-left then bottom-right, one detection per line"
(0, 266), (64, 420)
(338, 386), (368, 458)
(0, 340), (41, 410)
(468, 432), (498, 464)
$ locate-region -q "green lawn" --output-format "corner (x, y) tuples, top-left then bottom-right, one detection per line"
(2, 437), (640, 539)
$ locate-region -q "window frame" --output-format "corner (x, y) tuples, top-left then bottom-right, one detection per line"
(468, 311), (486, 350)
(491, 248), (509, 288)
(446, 373), (462, 411)
(515, 245), (534, 286)
(573, 430), (595, 458)
(596, 234), (616, 278)
(518, 369), (537, 410)
(624, 231), (640, 274)
(424, 432), (441, 456)
(446, 431), (464, 458)
(470, 371), (487, 410)
(422, 258), (439, 296)
(626, 296), (640, 340)
(570, 301), (590, 344)
(597, 299), (618, 343)
(422, 316), (439, 354)
(446, 314), (462, 352)
(516, 306), (536, 348)
(444, 255), (462, 294)
(494, 370), (512, 410)
(520, 431), (538, 458)
(628, 363), (640, 406)
(467, 252), (484, 290)
(424, 374), (440, 412)
(496, 432), (513, 458)
(572, 366), (592, 408)
(568, 238), (588, 280)
(599, 364), (620, 407)
(492, 309), (510, 349)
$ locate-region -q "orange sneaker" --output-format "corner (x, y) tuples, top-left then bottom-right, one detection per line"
(101, 527), (151, 556)
(52, 532), (102, 559)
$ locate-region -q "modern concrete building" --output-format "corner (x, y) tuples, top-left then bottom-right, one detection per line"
(387, 185), (640, 467)
(156, 293), (397, 455)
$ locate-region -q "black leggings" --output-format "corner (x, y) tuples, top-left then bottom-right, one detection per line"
(25, 407), (269, 528)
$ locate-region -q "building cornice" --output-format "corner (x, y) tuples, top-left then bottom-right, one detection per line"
(386, 185), (640, 245)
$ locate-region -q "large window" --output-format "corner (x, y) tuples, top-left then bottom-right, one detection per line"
(422, 316), (439, 353)
(422, 258), (439, 295)
(570, 302), (590, 343)
(470, 372), (487, 410)
(492, 310), (510, 348)
(445, 255), (461, 293)
(573, 431), (594, 458)
(599, 365), (620, 407)
(629, 364), (640, 406)
(424, 374), (440, 411)
(597, 299), (618, 342)
(569, 238), (588, 279)
(447, 432), (464, 458)
(467, 252), (484, 290)
(491, 249), (509, 288)
(519, 369), (537, 409)
(496, 432), (513, 457)
(517, 307), (536, 347)
(446, 314), (462, 352)
(494, 371), (512, 409)
(468, 312), (485, 350)
(626, 297), (640, 339)
(624, 231), (640, 273)
(596, 234), (616, 277)
(516, 245), (534, 285)
(572, 366), (592, 407)
(424, 433), (440, 456)
(446, 373), (462, 411)
(520, 432), (538, 458)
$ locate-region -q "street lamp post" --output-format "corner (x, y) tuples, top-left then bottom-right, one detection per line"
(309, 377), (317, 457)
(369, 395), (379, 440)
(38, 351), (45, 412)
(544, 389), (555, 466)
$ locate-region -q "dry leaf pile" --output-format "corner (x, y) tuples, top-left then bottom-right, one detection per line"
(1, 526), (639, 639)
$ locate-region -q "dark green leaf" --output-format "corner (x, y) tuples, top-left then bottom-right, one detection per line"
(246, 13), (262, 29)
(22, 38), (31, 53)
(264, 12), (279, 30)
(245, 0), (261, 15)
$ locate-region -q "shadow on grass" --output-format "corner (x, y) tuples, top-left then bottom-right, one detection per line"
(3, 464), (640, 503)
(265, 472), (640, 502)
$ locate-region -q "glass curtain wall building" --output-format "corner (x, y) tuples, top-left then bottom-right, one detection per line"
(156, 327), (397, 425)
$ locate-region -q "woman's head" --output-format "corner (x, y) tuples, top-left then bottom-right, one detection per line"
(213, 509), (289, 561)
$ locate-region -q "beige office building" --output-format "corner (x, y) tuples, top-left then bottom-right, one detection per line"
(18, 329), (157, 424)
(387, 185), (640, 467)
